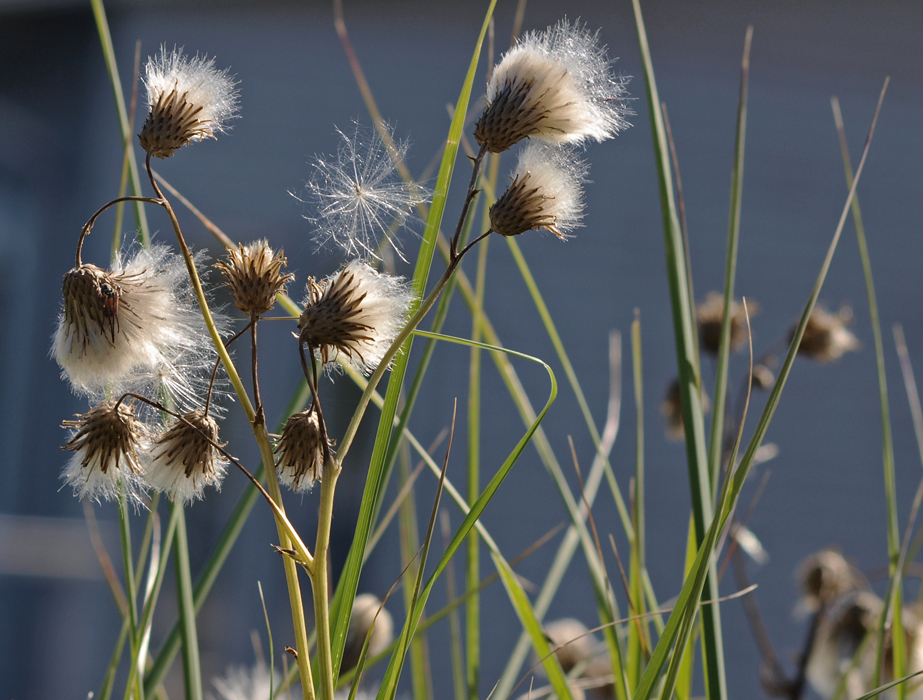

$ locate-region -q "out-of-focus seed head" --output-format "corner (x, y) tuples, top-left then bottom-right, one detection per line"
(139, 46), (238, 158)
(61, 400), (146, 504)
(341, 593), (394, 672)
(145, 410), (226, 504)
(275, 409), (328, 493)
(215, 240), (294, 316)
(298, 261), (413, 375)
(696, 292), (760, 355)
(794, 305), (860, 363)
(660, 378), (711, 441)
(489, 142), (587, 239)
(475, 19), (631, 153)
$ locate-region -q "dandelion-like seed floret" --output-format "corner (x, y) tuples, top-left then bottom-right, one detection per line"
(53, 244), (225, 411)
(794, 305), (860, 363)
(61, 400), (146, 504)
(490, 141), (587, 238)
(139, 46), (239, 158)
(475, 18), (631, 153)
(301, 123), (429, 261)
(215, 240), (294, 316)
(145, 410), (227, 504)
(297, 261), (413, 375)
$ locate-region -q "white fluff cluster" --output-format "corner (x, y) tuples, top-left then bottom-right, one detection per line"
(209, 662), (289, 700)
(477, 19), (631, 152)
(298, 260), (414, 376)
(53, 244), (226, 414)
(491, 141), (588, 239)
(301, 122), (429, 261)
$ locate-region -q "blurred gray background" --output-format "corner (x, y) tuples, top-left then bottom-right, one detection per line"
(1, 0), (922, 698)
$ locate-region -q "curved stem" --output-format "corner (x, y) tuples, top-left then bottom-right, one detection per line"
(251, 315), (264, 426)
(78, 196), (162, 267)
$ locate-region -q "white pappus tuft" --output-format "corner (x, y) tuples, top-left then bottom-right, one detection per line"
(299, 122), (430, 262)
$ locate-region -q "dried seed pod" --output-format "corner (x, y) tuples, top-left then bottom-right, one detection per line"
(215, 240), (293, 316)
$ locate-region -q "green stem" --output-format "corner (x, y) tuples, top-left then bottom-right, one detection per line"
(313, 456), (340, 700)
(117, 486), (143, 700)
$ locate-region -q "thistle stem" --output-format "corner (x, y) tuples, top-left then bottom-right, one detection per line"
(144, 155), (316, 700)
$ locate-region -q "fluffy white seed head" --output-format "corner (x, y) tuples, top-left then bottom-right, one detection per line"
(61, 400), (147, 506)
(341, 593), (394, 672)
(139, 46), (239, 158)
(298, 260), (413, 375)
(53, 244), (227, 414)
(144, 410), (227, 504)
(490, 141), (588, 238)
(209, 662), (289, 700)
(475, 19), (631, 153)
(794, 305), (861, 363)
(299, 123), (430, 262)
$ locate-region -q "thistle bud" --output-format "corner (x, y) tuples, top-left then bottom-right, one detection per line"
(145, 410), (226, 504)
(215, 240), (294, 316)
(139, 47), (238, 158)
(61, 400), (146, 504)
(275, 409), (328, 492)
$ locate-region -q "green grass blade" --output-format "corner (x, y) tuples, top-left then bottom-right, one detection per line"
(376, 330), (557, 700)
(329, 1), (497, 674)
(173, 505), (202, 700)
(629, 1), (724, 696)
(628, 316), (648, 691)
(831, 96), (904, 690)
(89, 0), (150, 245)
(706, 27), (753, 497)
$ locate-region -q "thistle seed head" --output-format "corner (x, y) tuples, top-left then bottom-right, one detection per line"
(275, 409), (328, 493)
(696, 292), (760, 355)
(794, 305), (861, 363)
(53, 245), (227, 412)
(489, 142), (587, 239)
(139, 46), (238, 158)
(298, 261), (412, 375)
(61, 400), (146, 504)
(145, 410), (226, 504)
(215, 240), (294, 316)
(475, 19), (631, 153)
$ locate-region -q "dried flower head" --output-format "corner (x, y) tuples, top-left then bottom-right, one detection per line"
(145, 410), (226, 504)
(298, 261), (413, 375)
(275, 409), (327, 492)
(61, 400), (146, 504)
(215, 240), (294, 316)
(751, 364), (775, 391)
(139, 46), (238, 158)
(53, 245), (224, 411)
(696, 292), (759, 355)
(661, 378), (710, 441)
(490, 142), (587, 239)
(475, 19), (631, 153)
(300, 123), (430, 261)
(794, 305), (861, 363)
(342, 593), (394, 672)
(797, 549), (863, 615)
